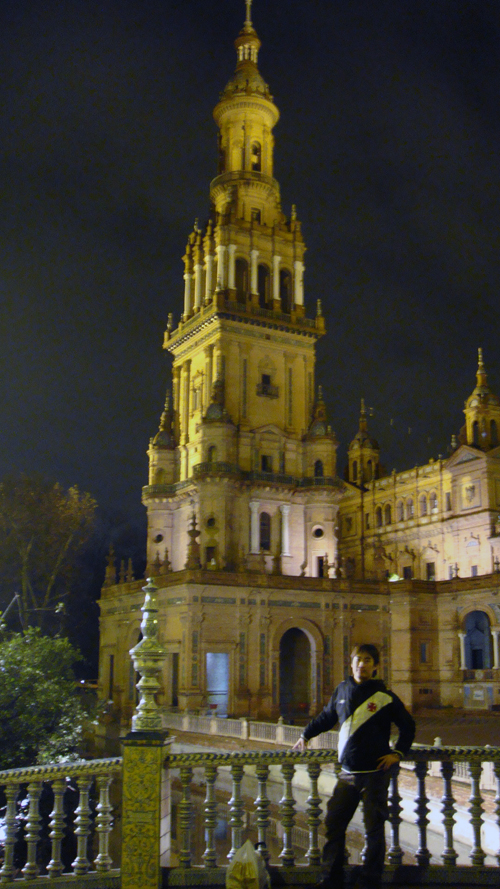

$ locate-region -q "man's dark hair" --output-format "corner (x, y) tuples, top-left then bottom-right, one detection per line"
(351, 643), (380, 666)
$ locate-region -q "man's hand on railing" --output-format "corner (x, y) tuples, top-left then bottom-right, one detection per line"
(292, 736), (307, 752)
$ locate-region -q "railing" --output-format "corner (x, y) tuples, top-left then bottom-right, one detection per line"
(165, 747), (500, 882)
(2, 746), (500, 887)
(0, 758), (122, 885)
(162, 711), (337, 750)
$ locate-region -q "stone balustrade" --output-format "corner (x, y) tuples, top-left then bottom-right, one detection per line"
(0, 758), (122, 886)
(2, 746), (500, 888)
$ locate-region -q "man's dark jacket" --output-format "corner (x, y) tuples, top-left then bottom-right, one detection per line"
(302, 677), (415, 773)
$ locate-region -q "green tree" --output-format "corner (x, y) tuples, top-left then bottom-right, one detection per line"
(0, 629), (88, 769)
(0, 474), (96, 633)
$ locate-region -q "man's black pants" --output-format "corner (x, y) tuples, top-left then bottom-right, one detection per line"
(321, 769), (392, 888)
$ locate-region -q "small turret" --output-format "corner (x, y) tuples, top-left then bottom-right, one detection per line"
(347, 399), (381, 484)
(460, 349), (500, 450)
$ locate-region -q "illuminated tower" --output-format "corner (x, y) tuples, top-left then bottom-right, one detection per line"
(144, 2), (342, 577)
(461, 348), (500, 451)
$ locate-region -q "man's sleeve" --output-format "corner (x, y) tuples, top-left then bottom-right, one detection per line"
(302, 689), (339, 742)
(391, 694), (416, 758)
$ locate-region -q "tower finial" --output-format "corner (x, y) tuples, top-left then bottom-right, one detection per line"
(245, 0), (253, 28)
(477, 347), (487, 387)
(359, 398), (368, 433)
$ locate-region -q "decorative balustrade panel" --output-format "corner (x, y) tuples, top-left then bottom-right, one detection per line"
(0, 759), (122, 884)
(165, 747), (500, 874)
(2, 747), (500, 887)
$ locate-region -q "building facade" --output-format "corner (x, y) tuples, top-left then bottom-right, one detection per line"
(99, 4), (500, 723)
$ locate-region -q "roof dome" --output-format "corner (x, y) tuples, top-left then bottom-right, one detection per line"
(151, 392), (174, 450)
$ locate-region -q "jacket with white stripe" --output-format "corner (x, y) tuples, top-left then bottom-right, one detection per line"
(302, 677), (415, 773)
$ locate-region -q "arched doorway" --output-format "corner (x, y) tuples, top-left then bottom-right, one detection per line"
(279, 628), (310, 719)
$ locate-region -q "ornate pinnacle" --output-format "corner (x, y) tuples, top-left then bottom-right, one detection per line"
(129, 579), (167, 732)
(245, 0), (253, 28)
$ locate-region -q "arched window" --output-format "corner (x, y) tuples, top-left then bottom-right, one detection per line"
(464, 610), (492, 669)
(251, 142), (262, 171)
(420, 494), (427, 517)
(258, 264), (270, 308)
(375, 506), (382, 528)
(491, 420), (498, 447)
(154, 467), (167, 485)
(407, 498), (414, 519)
(352, 460), (358, 482)
(208, 445), (217, 463)
(314, 460), (324, 478)
(429, 492), (438, 512)
(473, 420), (480, 447)
(280, 269), (292, 313)
(384, 504), (392, 525)
(259, 512), (271, 551)
(235, 258), (248, 303)
(366, 460), (372, 481)
(396, 500), (404, 522)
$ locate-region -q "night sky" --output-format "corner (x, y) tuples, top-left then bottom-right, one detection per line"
(2, 0), (500, 535)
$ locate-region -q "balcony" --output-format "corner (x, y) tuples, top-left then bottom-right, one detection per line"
(256, 382), (279, 398)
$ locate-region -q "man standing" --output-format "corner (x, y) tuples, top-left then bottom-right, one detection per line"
(293, 644), (415, 889)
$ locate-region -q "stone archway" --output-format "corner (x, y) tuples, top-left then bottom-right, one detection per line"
(279, 627), (311, 720)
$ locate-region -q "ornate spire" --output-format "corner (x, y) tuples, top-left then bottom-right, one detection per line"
(359, 398), (368, 434)
(152, 390), (174, 448)
(476, 347), (487, 389)
(244, 0), (253, 29)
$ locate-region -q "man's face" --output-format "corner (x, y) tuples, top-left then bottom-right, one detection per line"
(351, 652), (377, 684)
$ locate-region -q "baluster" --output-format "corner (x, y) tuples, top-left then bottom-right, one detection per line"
(1, 783), (19, 882)
(414, 761), (430, 865)
(387, 766), (403, 864)
(22, 780), (42, 878)
(95, 775), (113, 872)
(47, 779), (66, 877)
(255, 762), (270, 863)
(493, 760), (500, 867)
(440, 761), (457, 866)
(279, 760), (296, 866)
(203, 763), (218, 867)
(178, 766), (193, 868)
(306, 759), (321, 866)
(228, 761), (245, 860)
(72, 780), (92, 875)
(468, 760), (485, 865)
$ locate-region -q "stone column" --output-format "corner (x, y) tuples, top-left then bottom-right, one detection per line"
(294, 260), (304, 306)
(181, 360), (191, 445)
(250, 249), (259, 294)
(273, 254), (281, 304)
(458, 631), (466, 669)
(250, 501), (260, 553)
(204, 252), (214, 304)
(193, 262), (203, 311)
(183, 272), (193, 318)
(216, 245), (227, 290)
(227, 244), (237, 290)
(204, 345), (214, 411)
(492, 629), (500, 669)
(280, 504), (291, 556)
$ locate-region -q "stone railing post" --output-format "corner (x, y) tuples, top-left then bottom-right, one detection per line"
(121, 579), (172, 889)
(276, 716), (285, 745)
